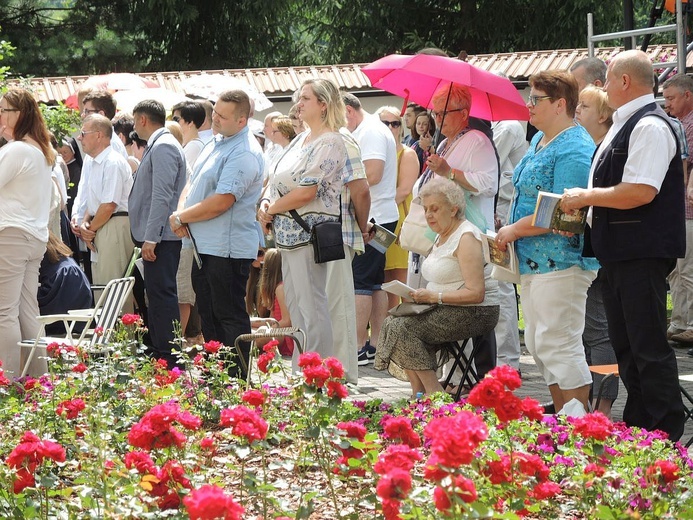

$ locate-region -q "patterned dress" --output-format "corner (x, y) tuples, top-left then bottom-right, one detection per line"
(375, 220), (499, 381)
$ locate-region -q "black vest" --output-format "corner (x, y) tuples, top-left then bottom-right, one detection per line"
(589, 103), (685, 262)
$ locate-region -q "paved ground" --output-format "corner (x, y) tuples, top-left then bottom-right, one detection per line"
(348, 339), (693, 449)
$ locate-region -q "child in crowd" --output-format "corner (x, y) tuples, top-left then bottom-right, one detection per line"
(258, 249), (293, 356)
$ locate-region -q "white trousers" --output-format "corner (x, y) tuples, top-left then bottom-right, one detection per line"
(0, 228), (47, 377)
(326, 245), (359, 384)
(281, 246), (334, 371)
(521, 266), (596, 390)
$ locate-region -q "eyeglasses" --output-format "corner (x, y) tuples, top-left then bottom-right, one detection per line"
(172, 115), (181, 123)
(0, 107), (19, 114)
(81, 108), (99, 116)
(431, 108), (465, 119)
(528, 95), (553, 106)
(381, 120), (402, 128)
(79, 130), (99, 138)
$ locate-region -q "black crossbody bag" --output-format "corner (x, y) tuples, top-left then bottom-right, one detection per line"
(288, 210), (345, 264)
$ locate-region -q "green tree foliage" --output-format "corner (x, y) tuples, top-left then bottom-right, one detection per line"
(0, 0), (681, 77)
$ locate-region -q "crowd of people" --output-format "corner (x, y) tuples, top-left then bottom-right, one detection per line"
(0, 47), (690, 442)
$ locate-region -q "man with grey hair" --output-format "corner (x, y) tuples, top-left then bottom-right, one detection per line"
(73, 114), (133, 287)
(561, 50), (686, 440)
(662, 73), (693, 351)
(570, 57), (607, 92)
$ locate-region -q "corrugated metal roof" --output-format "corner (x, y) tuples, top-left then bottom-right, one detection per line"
(5, 44), (689, 104)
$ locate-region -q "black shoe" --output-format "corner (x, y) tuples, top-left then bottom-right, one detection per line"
(357, 344), (376, 366)
(687, 348), (693, 357)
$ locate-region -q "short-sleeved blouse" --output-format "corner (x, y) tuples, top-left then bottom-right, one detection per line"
(422, 220), (499, 306)
(270, 131), (347, 249)
(509, 125), (600, 275)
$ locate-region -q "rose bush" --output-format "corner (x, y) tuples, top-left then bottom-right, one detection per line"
(0, 316), (691, 519)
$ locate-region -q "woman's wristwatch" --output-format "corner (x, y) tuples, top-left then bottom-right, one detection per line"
(438, 292), (444, 305)
(448, 168), (455, 181)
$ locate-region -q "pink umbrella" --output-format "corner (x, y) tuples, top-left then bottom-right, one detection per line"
(362, 54), (529, 121)
(64, 73), (160, 109)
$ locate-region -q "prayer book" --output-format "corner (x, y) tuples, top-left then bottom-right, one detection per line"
(531, 191), (587, 234)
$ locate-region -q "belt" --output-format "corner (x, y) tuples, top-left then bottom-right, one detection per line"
(112, 212), (129, 217)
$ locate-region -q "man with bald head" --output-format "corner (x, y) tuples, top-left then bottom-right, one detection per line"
(74, 114), (134, 286)
(561, 50), (686, 440)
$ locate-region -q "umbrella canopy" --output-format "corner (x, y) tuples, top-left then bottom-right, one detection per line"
(113, 88), (190, 114)
(181, 75), (273, 112)
(362, 54), (529, 121)
(64, 73), (160, 109)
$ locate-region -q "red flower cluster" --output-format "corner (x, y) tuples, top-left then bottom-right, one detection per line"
(154, 366), (182, 387)
(381, 416), (421, 448)
(6, 431), (66, 493)
(183, 484), (245, 520)
(646, 459), (680, 485)
(72, 363), (88, 373)
(257, 340), (279, 374)
(424, 410), (488, 472)
(128, 401), (202, 451)
(56, 398), (86, 419)
(121, 313), (143, 326)
(46, 342), (85, 360)
(0, 360), (10, 386)
(529, 481), (562, 500)
(297, 352), (349, 397)
(203, 340), (223, 354)
(219, 405), (268, 443)
(124, 451), (192, 509)
(149, 460), (192, 510)
(241, 389), (266, 408)
(374, 444), (422, 476)
(467, 365), (541, 423)
(376, 468), (412, 520)
(433, 475), (478, 511)
(124, 450), (156, 473)
(334, 421), (368, 475)
(571, 411), (613, 441)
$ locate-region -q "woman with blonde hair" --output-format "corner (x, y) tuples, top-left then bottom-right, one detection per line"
(0, 88), (56, 376)
(376, 106), (419, 308)
(259, 78), (347, 360)
(576, 85), (614, 145)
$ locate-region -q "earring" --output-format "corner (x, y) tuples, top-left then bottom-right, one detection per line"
(321, 110), (326, 121)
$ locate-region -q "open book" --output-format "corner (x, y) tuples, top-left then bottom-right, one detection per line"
(370, 223), (397, 254)
(381, 280), (415, 302)
(531, 191), (587, 234)
(481, 231), (520, 284)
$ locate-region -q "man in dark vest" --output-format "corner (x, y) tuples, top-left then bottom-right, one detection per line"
(561, 50), (686, 441)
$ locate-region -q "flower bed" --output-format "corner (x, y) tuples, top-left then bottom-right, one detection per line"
(0, 316), (691, 519)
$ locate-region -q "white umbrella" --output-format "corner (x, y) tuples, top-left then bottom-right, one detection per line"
(181, 75), (273, 111)
(113, 88), (190, 113)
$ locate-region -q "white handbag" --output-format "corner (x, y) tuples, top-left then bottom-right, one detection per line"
(398, 197), (436, 256)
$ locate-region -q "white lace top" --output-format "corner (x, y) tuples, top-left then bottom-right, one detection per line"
(422, 220), (499, 306)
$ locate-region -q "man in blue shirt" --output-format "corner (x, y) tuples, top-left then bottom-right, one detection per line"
(169, 90), (264, 377)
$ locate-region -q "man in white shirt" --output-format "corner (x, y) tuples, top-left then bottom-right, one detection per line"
(343, 93), (399, 364)
(561, 50), (686, 440)
(75, 114), (134, 286)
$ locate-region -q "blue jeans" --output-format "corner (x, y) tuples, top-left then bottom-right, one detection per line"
(192, 255), (252, 377)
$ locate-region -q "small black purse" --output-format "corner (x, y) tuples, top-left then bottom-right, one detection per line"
(289, 210), (345, 264)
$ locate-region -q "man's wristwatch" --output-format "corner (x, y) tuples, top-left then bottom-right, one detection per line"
(174, 213), (183, 228)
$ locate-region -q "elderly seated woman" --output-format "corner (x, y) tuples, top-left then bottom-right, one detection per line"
(374, 178), (500, 396)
